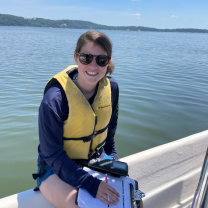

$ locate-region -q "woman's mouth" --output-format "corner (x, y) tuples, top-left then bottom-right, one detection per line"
(86, 71), (98, 76)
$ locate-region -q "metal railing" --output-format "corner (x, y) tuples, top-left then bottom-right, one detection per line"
(192, 148), (208, 208)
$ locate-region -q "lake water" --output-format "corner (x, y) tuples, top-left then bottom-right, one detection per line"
(0, 26), (208, 198)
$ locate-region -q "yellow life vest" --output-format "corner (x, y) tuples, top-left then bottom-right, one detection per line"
(44, 65), (112, 160)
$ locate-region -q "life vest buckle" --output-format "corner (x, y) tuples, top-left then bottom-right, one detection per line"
(95, 149), (100, 158)
(83, 134), (96, 143)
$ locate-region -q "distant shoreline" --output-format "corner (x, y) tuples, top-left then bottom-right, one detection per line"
(1, 13), (208, 33)
(2, 26), (208, 35)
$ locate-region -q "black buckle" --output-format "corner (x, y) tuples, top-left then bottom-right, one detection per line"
(32, 161), (47, 180)
(32, 169), (47, 180)
(95, 148), (100, 158)
(32, 173), (40, 180)
(83, 134), (96, 143)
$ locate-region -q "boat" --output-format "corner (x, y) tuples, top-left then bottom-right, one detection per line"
(0, 130), (207, 208)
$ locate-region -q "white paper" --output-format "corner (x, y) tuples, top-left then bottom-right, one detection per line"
(77, 168), (136, 208)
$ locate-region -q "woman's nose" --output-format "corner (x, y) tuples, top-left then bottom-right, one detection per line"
(90, 57), (98, 67)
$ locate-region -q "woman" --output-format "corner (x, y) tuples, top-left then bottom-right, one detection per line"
(33, 31), (121, 208)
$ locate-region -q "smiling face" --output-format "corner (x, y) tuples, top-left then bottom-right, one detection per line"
(74, 41), (108, 90)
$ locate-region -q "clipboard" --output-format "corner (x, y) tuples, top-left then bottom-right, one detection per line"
(75, 167), (145, 208)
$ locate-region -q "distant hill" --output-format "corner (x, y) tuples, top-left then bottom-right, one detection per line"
(0, 13), (208, 33)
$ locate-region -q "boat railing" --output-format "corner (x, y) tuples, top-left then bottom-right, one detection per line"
(191, 148), (208, 208)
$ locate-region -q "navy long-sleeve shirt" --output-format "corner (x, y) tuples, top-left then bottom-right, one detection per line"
(37, 71), (119, 198)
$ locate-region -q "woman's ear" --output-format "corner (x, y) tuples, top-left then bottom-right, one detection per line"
(74, 53), (78, 65)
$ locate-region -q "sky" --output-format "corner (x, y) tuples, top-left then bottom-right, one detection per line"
(1, 0), (208, 29)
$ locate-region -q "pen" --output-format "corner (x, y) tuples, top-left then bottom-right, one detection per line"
(105, 174), (110, 202)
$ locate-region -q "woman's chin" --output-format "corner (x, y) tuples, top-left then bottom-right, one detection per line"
(85, 73), (101, 85)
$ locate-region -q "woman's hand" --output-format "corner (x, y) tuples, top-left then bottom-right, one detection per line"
(96, 181), (120, 206)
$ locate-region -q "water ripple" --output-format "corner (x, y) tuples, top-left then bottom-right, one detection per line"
(0, 27), (208, 197)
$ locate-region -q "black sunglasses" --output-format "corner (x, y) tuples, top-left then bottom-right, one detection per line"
(75, 53), (111, 67)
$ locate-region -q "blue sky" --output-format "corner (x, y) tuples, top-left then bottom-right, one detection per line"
(1, 0), (208, 29)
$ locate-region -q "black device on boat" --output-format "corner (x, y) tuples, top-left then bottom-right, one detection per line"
(87, 158), (129, 177)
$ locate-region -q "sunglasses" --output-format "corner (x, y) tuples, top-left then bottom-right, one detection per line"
(75, 53), (111, 67)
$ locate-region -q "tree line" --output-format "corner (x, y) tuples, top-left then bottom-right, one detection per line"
(0, 14), (208, 33)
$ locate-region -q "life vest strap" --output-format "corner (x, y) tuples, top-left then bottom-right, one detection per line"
(95, 138), (107, 153)
(94, 138), (107, 158)
(63, 124), (109, 142)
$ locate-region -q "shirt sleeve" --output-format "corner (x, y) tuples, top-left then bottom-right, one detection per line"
(103, 77), (119, 159)
(38, 84), (101, 198)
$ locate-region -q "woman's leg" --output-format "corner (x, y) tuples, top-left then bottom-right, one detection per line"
(39, 174), (79, 208)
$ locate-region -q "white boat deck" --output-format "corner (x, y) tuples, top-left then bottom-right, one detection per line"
(1, 130), (208, 208)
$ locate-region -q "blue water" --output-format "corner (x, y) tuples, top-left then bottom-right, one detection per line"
(0, 26), (208, 198)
